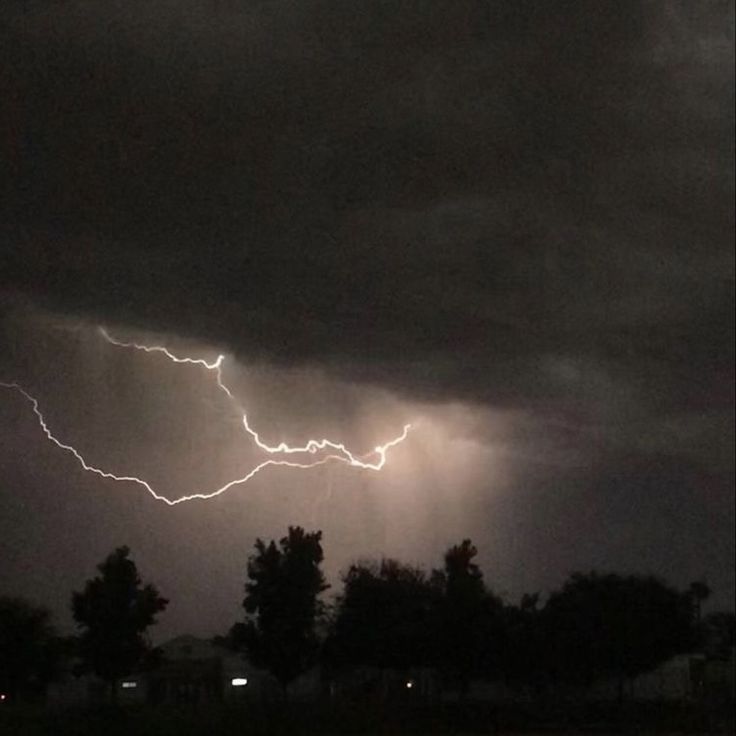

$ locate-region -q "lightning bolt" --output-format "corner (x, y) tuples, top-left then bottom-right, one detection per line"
(96, 327), (410, 468)
(0, 328), (411, 505)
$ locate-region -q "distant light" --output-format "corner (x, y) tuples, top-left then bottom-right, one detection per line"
(121, 681), (138, 689)
(0, 694), (6, 701)
(405, 680), (414, 689)
(231, 677), (248, 687)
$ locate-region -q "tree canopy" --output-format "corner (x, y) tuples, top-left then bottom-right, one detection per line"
(543, 571), (696, 688)
(325, 558), (442, 671)
(239, 526), (329, 694)
(325, 538), (507, 693)
(72, 545), (168, 692)
(437, 539), (503, 690)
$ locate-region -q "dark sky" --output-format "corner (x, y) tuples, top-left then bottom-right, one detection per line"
(0, 1), (734, 639)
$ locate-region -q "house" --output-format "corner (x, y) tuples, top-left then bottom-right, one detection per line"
(579, 652), (733, 702)
(148, 635), (278, 704)
(148, 635), (323, 703)
(46, 635), (281, 706)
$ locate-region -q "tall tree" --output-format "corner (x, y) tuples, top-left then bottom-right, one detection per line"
(72, 546), (168, 700)
(437, 540), (502, 695)
(499, 593), (548, 694)
(240, 526), (329, 697)
(0, 597), (58, 700)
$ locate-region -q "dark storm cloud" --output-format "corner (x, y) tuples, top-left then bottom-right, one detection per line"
(1, 1), (733, 428)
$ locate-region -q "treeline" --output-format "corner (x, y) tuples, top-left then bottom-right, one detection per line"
(1, 528), (734, 703)
(229, 528), (732, 700)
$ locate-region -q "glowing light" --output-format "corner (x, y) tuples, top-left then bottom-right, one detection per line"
(406, 680), (414, 689)
(121, 681), (138, 689)
(0, 326), (412, 505)
(231, 677), (248, 687)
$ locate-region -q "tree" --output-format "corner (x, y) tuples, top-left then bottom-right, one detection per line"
(72, 546), (168, 700)
(0, 597), (58, 700)
(436, 540), (502, 695)
(499, 593), (548, 694)
(543, 571), (696, 700)
(240, 526), (329, 697)
(325, 558), (442, 673)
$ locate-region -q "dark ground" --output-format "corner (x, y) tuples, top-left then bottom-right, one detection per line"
(1, 700), (733, 736)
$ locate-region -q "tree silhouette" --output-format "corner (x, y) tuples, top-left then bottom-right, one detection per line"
(499, 593), (548, 694)
(543, 571), (695, 700)
(436, 540), (502, 695)
(240, 527), (328, 698)
(325, 559), (442, 673)
(0, 597), (58, 700)
(72, 546), (168, 700)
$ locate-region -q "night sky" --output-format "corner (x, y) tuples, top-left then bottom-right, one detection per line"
(1, 1), (733, 640)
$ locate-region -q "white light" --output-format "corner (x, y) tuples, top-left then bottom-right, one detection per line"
(121, 681), (137, 689)
(405, 681), (414, 689)
(231, 677), (248, 687)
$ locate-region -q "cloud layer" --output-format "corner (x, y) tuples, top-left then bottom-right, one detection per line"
(1, 2), (733, 459)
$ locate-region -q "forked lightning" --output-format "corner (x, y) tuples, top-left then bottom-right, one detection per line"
(1, 328), (411, 505)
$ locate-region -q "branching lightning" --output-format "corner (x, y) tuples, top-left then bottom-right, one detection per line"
(0, 328), (411, 505)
